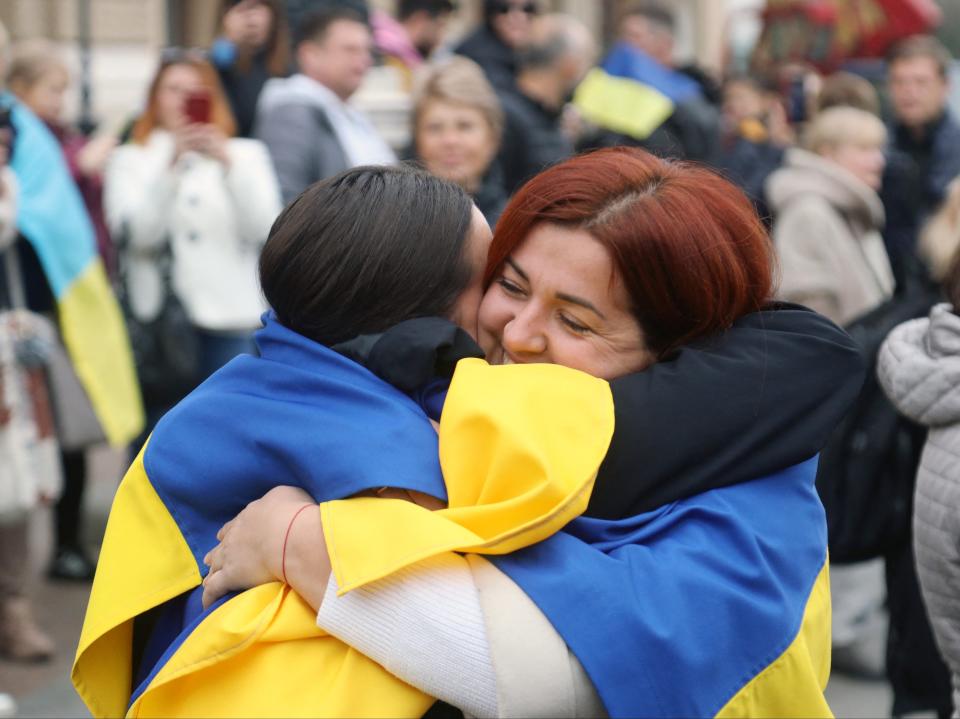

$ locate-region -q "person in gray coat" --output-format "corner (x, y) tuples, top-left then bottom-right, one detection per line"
(254, 5), (395, 203)
(879, 250), (960, 716)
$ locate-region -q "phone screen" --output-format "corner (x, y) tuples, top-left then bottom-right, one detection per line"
(184, 91), (212, 125)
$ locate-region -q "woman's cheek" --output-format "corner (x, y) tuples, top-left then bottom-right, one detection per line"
(478, 290), (516, 357)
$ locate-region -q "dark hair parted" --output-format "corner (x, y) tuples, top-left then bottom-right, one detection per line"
(399, 0), (456, 21)
(887, 35), (952, 78)
(260, 165), (475, 346)
(485, 147), (774, 357)
(295, 5), (367, 47)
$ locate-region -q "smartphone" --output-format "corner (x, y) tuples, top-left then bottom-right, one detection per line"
(184, 91), (211, 125)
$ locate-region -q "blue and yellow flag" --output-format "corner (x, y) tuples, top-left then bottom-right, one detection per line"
(493, 457), (832, 717)
(7, 96), (143, 445)
(73, 314), (615, 717)
(574, 42), (702, 141)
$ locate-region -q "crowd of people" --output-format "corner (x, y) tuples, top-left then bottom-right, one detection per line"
(1, 0), (960, 716)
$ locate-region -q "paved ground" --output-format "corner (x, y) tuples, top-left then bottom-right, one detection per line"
(0, 447), (924, 718)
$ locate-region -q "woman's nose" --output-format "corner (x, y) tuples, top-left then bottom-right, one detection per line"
(501, 309), (547, 358)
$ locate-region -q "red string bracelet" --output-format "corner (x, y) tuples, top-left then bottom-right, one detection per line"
(281, 503), (315, 585)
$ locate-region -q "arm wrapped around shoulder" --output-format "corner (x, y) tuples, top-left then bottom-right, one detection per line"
(321, 359), (615, 594)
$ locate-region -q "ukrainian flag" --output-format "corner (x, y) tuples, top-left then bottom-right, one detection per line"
(7, 95), (143, 445)
(74, 312), (832, 716)
(574, 42), (703, 142)
(322, 460), (833, 717)
(72, 315), (615, 717)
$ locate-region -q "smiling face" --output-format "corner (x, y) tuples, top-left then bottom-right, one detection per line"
(478, 222), (654, 380)
(416, 100), (498, 193)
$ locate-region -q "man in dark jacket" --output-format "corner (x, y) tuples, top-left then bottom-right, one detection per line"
(496, 13), (593, 194)
(454, 0), (538, 93)
(882, 35), (960, 286)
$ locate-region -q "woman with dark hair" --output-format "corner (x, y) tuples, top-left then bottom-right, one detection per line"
(210, 0), (291, 138)
(183, 149), (851, 716)
(77, 152), (859, 717)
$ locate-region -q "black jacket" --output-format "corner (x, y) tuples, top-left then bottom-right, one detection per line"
(497, 88), (573, 194)
(346, 303), (864, 520)
(454, 25), (518, 94)
(472, 163), (509, 229)
(217, 51), (275, 139)
(882, 111), (960, 284)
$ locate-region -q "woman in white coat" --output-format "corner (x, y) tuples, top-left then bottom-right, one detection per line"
(105, 49), (281, 426)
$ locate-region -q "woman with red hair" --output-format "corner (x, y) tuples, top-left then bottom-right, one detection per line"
(199, 148), (852, 716)
(105, 50), (282, 432)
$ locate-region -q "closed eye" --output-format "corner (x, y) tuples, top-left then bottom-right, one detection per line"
(497, 277), (526, 297)
(559, 313), (591, 335)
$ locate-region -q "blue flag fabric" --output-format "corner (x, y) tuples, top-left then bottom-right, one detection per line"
(145, 312), (448, 570)
(493, 456), (830, 717)
(601, 42), (703, 104)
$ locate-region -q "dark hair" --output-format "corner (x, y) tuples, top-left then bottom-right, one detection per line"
(260, 165), (475, 346)
(887, 35), (952, 78)
(399, 0), (456, 21)
(296, 5), (367, 47)
(620, 1), (675, 34)
(219, 0), (291, 77)
(485, 147), (773, 357)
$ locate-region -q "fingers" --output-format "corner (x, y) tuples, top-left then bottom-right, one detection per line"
(202, 569), (228, 609)
(217, 519), (234, 542)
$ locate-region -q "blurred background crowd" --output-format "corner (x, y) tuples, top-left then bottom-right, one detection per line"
(2, 0), (960, 717)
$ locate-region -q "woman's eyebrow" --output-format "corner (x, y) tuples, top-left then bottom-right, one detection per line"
(507, 257), (607, 320)
(505, 257), (528, 281)
(556, 292), (607, 320)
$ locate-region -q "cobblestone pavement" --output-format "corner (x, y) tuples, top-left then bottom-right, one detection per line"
(0, 447), (914, 719)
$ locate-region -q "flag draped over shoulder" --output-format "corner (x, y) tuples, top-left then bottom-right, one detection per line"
(492, 457), (832, 718)
(7, 95), (143, 445)
(573, 42), (702, 142)
(324, 454), (832, 717)
(72, 314), (615, 718)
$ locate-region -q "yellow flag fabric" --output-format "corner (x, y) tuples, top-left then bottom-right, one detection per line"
(324, 359), (614, 593)
(58, 261), (145, 446)
(72, 360), (615, 718)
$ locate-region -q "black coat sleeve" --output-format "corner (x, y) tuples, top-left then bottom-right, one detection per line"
(587, 303), (866, 519)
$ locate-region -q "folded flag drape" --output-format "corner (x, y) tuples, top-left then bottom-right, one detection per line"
(72, 314), (615, 718)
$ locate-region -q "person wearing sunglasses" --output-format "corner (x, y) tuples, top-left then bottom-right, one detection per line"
(454, 0), (538, 94)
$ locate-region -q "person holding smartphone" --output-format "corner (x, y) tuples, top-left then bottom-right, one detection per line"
(104, 49), (282, 437)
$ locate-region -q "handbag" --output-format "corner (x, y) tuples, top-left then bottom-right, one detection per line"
(815, 274), (940, 563)
(0, 244), (63, 524)
(117, 237), (201, 409)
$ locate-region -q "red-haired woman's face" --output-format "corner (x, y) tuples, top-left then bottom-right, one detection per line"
(478, 223), (654, 380)
(156, 64), (205, 131)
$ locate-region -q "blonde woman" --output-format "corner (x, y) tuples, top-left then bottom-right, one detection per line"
(767, 106), (894, 325)
(105, 50), (281, 428)
(412, 57), (507, 226)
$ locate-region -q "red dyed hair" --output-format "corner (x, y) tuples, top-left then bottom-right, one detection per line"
(484, 147), (774, 356)
(131, 53), (237, 144)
